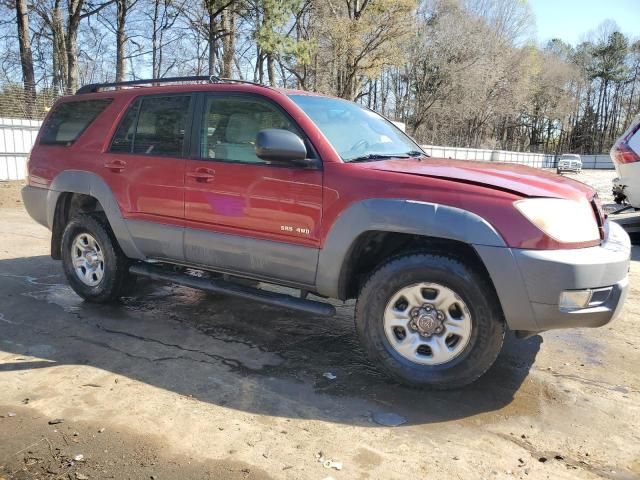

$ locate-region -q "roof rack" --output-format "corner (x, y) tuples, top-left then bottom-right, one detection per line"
(75, 75), (267, 95)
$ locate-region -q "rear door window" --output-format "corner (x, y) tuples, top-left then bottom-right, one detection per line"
(40, 99), (111, 145)
(110, 95), (191, 157)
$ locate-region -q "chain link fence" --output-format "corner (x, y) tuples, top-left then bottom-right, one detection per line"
(0, 83), (61, 120)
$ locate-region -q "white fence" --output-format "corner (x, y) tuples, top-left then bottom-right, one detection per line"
(580, 154), (614, 169)
(0, 117), (615, 181)
(0, 118), (41, 181)
(421, 145), (615, 169)
(421, 145), (555, 168)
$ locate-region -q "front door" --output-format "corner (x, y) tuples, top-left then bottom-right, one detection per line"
(102, 94), (193, 260)
(184, 93), (323, 286)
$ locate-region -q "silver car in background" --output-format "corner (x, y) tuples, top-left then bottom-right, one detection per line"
(556, 154), (583, 174)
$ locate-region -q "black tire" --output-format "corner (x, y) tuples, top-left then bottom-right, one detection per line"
(61, 213), (136, 303)
(355, 253), (505, 389)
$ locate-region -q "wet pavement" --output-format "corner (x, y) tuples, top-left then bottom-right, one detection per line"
(0, 252), (543, 428)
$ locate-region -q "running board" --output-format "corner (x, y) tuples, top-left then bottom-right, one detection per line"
(129, 263), (336, 317)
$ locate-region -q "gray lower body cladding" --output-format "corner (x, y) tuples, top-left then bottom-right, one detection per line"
(183, 226), (318, 286)
(476, 221), (631, 332)
(22, 185), (56, 229)
(125, 220), (319, 287)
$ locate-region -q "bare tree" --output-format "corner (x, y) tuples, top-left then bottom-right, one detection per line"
(221, 1), (235, 77)
(0, 0), (637, 152)
(15, 0), (36, 116)
(115, 0), (138, 81)
(33, 0), (115, 93)
(147, 0), (182, 77)
(313, 0), (415, 100)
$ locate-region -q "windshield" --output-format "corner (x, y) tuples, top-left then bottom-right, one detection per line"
(288, 94), (423, 162)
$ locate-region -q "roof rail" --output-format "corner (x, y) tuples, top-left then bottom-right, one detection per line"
(75, 75), (267, 94)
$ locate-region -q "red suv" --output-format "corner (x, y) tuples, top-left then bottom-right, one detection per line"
(22, 77), (631, 388)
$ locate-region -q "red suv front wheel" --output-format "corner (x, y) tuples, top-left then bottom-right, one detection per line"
(355, 253), (505, 389)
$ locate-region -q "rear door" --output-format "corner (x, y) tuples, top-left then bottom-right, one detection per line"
(183, 92), (323, 286)
(102, 94), (194, 260)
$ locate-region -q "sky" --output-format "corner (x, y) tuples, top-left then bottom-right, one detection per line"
(529, 0), (640, 46)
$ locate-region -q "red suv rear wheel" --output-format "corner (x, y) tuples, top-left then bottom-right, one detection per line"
(61, 214), (136, 303)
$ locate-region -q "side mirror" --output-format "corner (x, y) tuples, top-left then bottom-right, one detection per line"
(256, 128), (314, 166)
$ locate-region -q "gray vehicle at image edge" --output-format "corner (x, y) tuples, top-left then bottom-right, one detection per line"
(21, 77), (631, 389)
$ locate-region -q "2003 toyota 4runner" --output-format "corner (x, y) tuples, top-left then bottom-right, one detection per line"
(22, 76), (631, 388)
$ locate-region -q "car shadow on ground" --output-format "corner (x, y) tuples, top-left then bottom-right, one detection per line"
(0, 255), (542, 427)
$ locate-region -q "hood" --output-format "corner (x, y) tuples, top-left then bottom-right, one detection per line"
(367, 157), (595, 200)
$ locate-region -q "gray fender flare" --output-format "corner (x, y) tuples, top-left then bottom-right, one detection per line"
(48, 170), (145, 260)
(315, 199), (506, 299)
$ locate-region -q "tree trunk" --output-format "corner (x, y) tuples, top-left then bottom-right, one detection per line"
(254, 49), (263, 84)
(151, 0), (159, 77)
(15, 0), (36, 118)
(66, 27), (79, 93)
(267, 53), (275, 86)
(221, 5), (235, 78)
(116, 0), (128, 82)
(206, 1), (220, 77)
(52, 1), (68, 94)
(66, 0), (84, 93)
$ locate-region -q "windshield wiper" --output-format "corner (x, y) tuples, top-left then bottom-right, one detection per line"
(346, 153), (410, 163)
(406, 150), (429, 157)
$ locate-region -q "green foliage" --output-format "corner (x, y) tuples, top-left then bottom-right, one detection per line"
(254, 0), (309, 60)
(588, 31), (629, 82)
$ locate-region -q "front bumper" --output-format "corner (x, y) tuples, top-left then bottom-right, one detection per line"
(476, 221), (631, 332)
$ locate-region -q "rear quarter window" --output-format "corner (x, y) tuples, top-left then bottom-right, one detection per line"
(40, 99), (112, 145)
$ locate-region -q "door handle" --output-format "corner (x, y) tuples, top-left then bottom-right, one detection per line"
(187, 168), (216, 183)
(104, 160), (126, 172)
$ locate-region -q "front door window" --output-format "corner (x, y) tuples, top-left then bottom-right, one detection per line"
(200, 95), (299, 164)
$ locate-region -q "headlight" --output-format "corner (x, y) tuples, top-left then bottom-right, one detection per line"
(514, 198), (599, 243)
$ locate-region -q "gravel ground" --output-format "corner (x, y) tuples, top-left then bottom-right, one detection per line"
(1, 172), (639, 480)
(544, 169), (618, 205)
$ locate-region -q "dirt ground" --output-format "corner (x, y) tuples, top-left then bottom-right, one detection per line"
(0, 174), (639, 480)
(0, 182), (24, 209)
